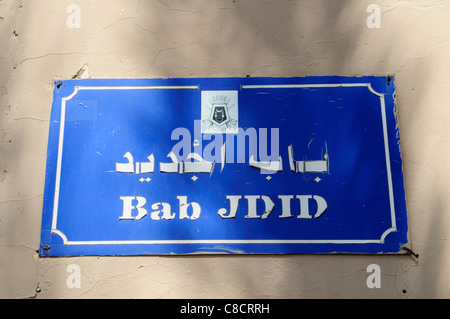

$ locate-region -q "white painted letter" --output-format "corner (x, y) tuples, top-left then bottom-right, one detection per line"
(178, 196), (201, 220)
(244, 195), (275, 219)
(218, 195), (241, 219)
(278, 195), (294, 218)
(116, 152), (135, 173)
(244, 195), (261, 219)
(296, 195), (327, 219)
(260, 196), (275, 219)
(150, 202), (174, 220)
(119, 196), (147, 220)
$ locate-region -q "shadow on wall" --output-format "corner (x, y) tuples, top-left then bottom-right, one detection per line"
(0, 0), (42, 298)
(134, 0), (367, 77)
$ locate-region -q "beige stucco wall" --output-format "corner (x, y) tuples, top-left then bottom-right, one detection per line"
(0, 0), (449, 298)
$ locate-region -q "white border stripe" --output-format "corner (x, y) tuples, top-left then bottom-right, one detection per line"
(51, 83), (396, 246)
(78, 86), (199, 90)
(241, 83), (370, 89)
(67, 239), (382, 245)
(379, 94), (397, 229)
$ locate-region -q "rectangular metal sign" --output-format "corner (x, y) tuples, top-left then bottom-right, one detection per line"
(40, 76), (408, 256)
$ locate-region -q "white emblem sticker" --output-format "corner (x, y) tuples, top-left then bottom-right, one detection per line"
(201, 91), (238, 134)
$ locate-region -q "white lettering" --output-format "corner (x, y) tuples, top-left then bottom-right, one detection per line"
(180, 303), (215, 316)
(218, 195), (241, 219)
(120, 195), (327, 221)
(296, 195), (327, 219)
(244, 195), (275, 219)
(217, 194), (327, 219)
(150, 202), (174, 220)
(119, 196), (147, 220)
(178, 196), (201, 220)
(278, 195), (294, 218)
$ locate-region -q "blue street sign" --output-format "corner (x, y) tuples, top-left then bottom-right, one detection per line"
(40, 76), (408, 256)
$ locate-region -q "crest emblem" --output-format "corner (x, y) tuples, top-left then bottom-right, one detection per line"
(201, 91), (238, 134)
(212, 105), (227, 124)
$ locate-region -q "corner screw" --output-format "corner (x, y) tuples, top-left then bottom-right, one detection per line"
(402, 246), (418, 258)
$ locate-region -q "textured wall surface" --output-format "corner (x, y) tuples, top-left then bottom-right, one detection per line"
(0, 0), (449, 298)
